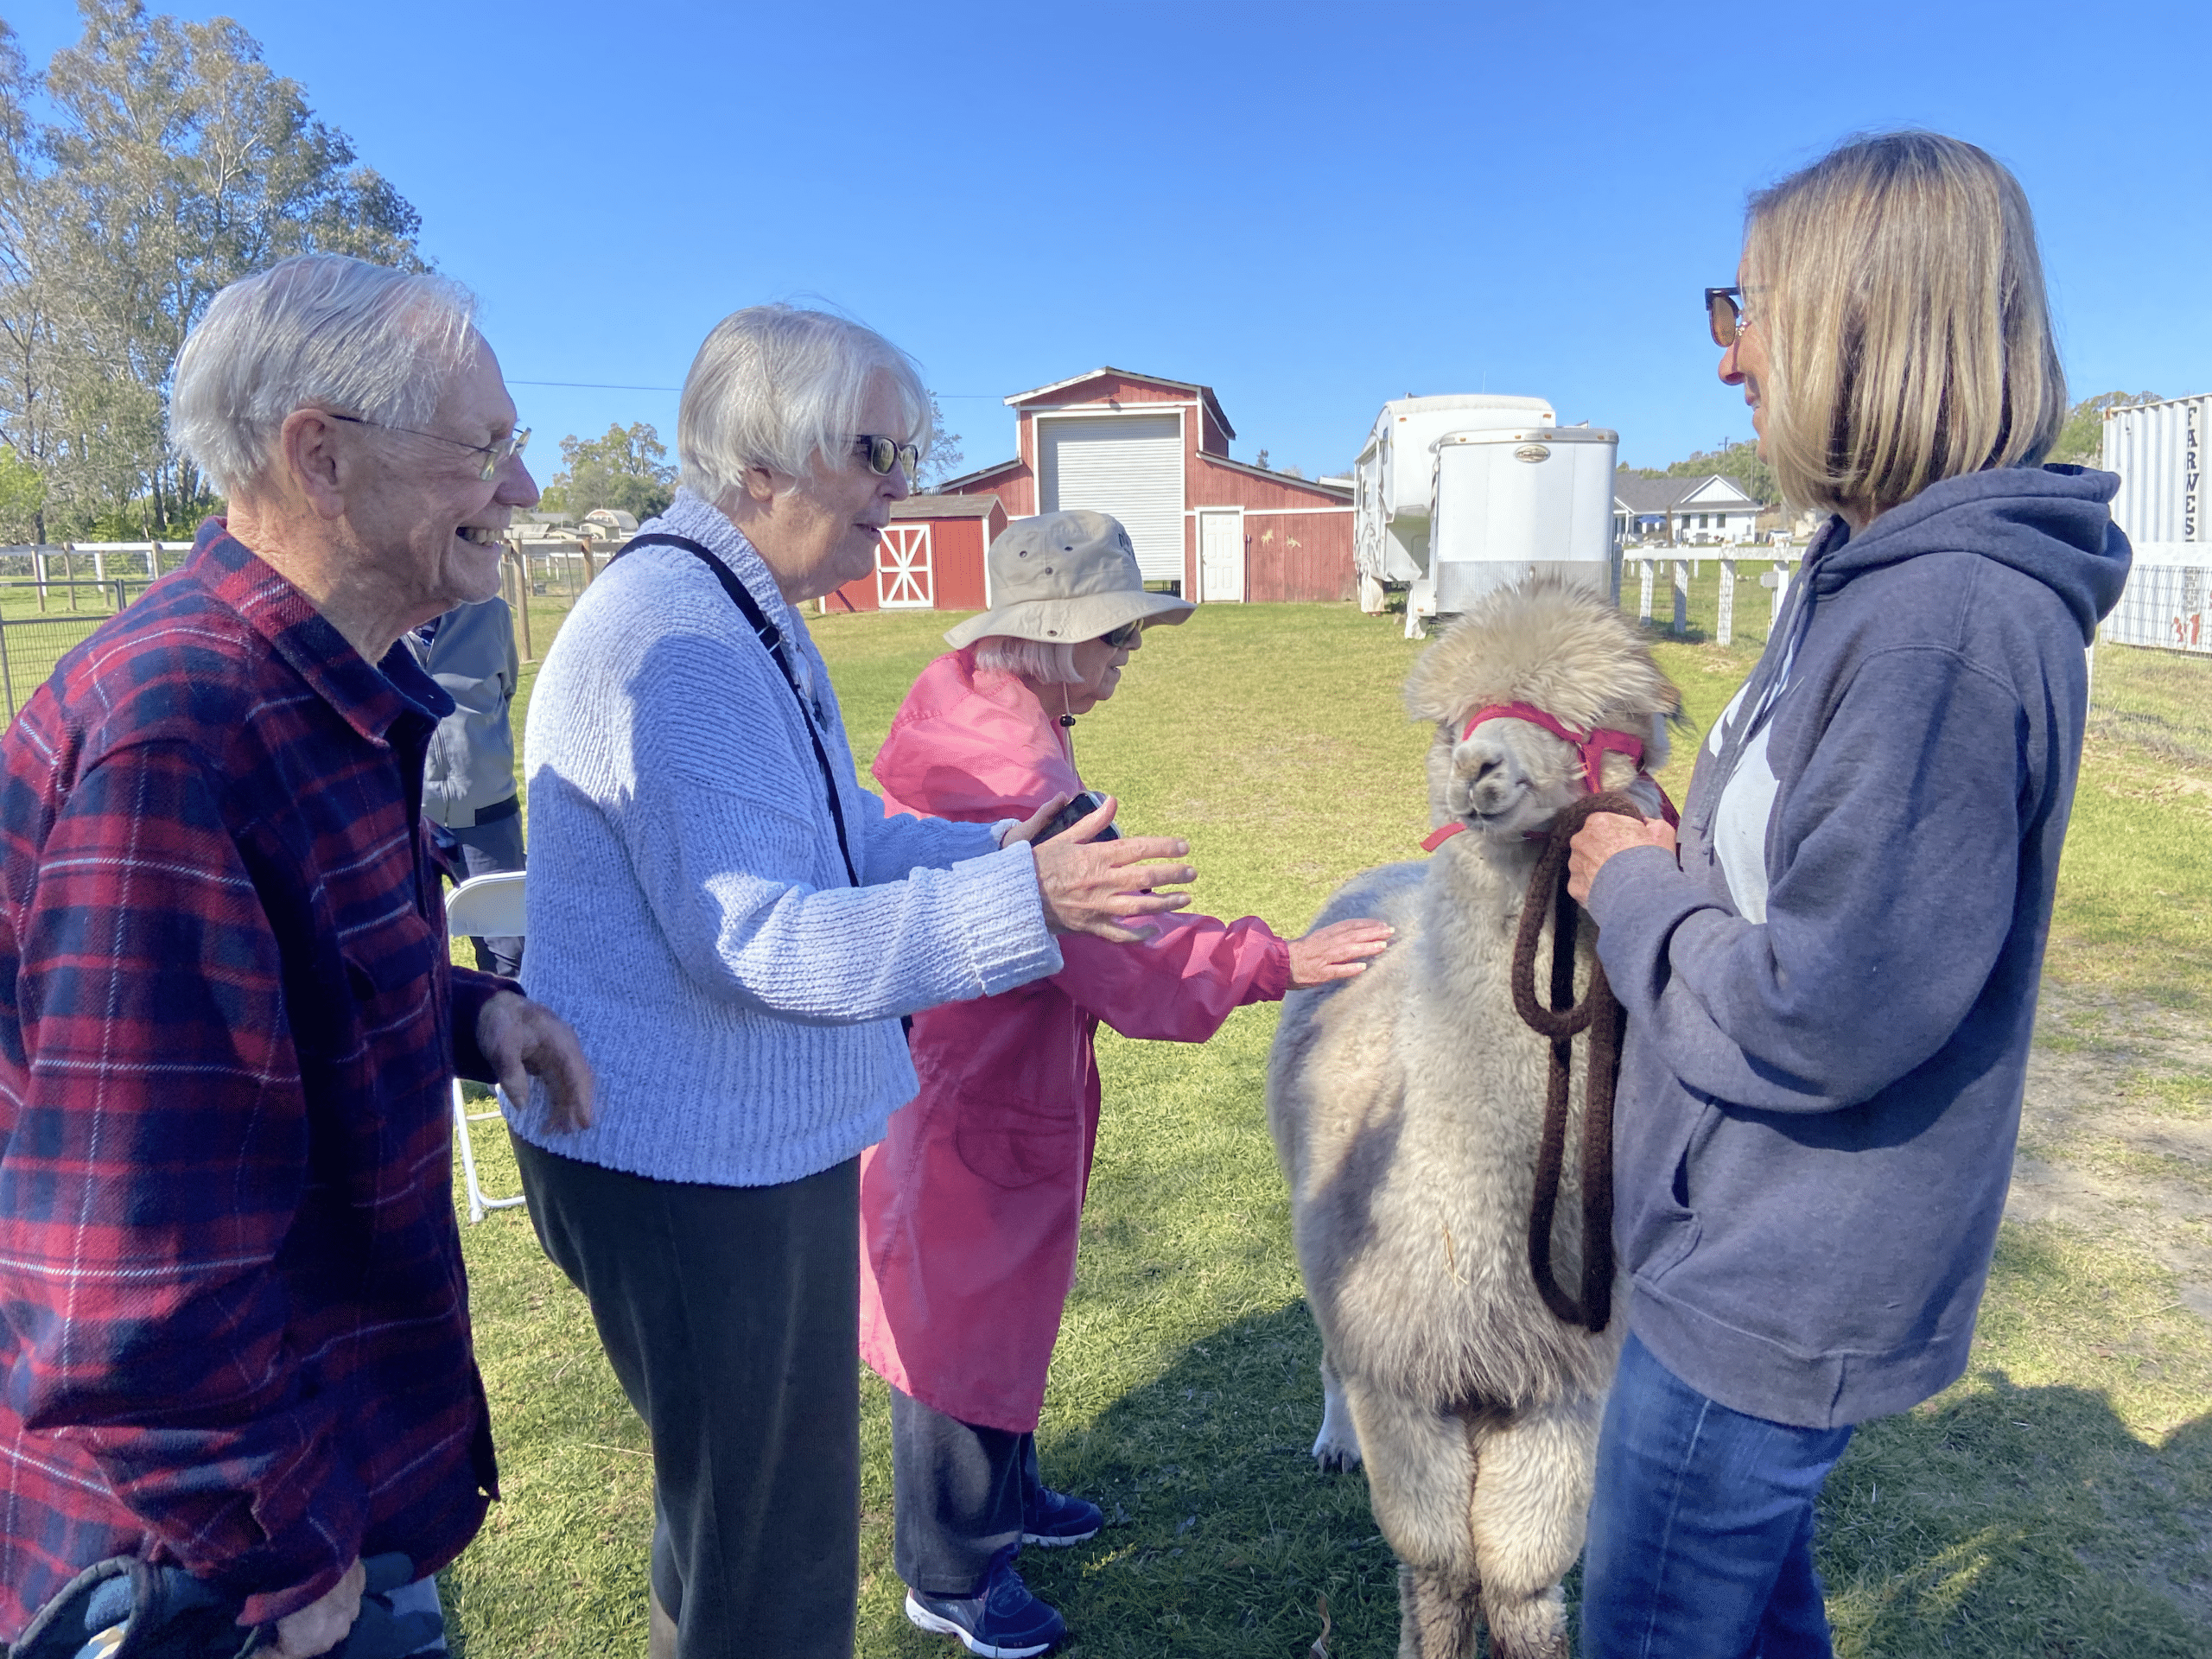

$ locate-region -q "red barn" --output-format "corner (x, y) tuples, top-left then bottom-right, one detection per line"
(935, 367), (1355, 603)
(822, 493), (1007, 613)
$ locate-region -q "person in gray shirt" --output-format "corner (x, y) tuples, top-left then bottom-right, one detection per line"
(410, 594), (524, 976)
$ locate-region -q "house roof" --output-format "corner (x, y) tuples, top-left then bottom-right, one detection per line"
(933, 456), (1026, 492)
(892, 493), (1001, 520)
(1198, 451), (1352, 498)
(1613, 473), (1758, 513)
(1004, 366), (1236, 442)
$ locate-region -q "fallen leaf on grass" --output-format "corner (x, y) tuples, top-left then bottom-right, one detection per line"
(1309, 1591), (1332, 1658)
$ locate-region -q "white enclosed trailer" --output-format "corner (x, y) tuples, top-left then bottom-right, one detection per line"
(1352, 395), (1618, 636)
(2101, 395), (2212, 654)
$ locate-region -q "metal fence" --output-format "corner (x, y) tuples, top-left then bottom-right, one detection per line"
(2101, 556), (2211, 656)
(0, 610), (117, 718)
(506, 537), (619, 664)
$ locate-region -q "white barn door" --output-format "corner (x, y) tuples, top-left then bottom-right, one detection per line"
(875, 524), (933, 608)
(1038, 413), (1184, 583)
(1198, 508), (1244, 602)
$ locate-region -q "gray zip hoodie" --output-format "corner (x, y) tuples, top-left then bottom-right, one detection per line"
(1586, 464), (2131, 1429)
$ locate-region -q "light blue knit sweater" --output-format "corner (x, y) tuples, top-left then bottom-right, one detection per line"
(510, 492), (1063, 1186)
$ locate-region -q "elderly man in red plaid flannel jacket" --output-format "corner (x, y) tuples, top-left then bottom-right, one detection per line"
(0, 257), (594, 1658)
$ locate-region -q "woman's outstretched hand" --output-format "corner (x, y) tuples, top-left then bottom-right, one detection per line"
(1287, 918), (1395, 988)
(1026, 795), (1198, 944)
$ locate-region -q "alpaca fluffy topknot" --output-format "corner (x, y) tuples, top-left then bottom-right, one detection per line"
(1403, 576), (1681, 734)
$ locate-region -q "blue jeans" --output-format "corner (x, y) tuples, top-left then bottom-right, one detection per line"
(1580, 1333), (1853, 1659)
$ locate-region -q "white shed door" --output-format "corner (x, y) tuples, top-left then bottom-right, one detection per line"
(875, 524), (933, 607)
(1198, 509), (1244, 602)
(1039, 413), (1184, 583)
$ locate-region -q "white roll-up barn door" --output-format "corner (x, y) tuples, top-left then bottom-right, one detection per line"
(1038, 413), (1184, 582)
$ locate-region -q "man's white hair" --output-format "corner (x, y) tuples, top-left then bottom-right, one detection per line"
(171, 254), (480, 495)
(973, 636), (1083, 684)
(678, 304), (932, 501)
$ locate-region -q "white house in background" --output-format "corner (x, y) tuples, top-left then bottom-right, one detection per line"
(1612, 473), (1761, 545)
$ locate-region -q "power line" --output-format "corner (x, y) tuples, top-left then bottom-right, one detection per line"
(508, 380), (1006, 400)
(511, 380), (677, 393)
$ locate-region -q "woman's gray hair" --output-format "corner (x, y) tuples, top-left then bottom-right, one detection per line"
(678, 305), (932, 501)
(171, 254), (480, 495)
(973, 636), (1082, 684)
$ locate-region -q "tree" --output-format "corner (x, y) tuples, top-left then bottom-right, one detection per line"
(0, 442), (43, 542)
(0, 1), (425, 539)
(1624, 438), (1778, 507)
(915, 391), (963, 491)
(0, 22), (69, 543)
(538, 422), (677, 520)
(2047, 391), (2159, 468)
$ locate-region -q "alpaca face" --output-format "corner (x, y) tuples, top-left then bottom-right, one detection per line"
(1436, 715), (1589, 842)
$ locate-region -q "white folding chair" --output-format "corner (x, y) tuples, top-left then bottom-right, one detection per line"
(444, 871), (528, 1223)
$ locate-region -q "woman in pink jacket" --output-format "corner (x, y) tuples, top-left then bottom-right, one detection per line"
(861, 509), (1389, 1657)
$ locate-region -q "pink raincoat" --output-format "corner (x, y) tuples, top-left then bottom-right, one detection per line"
(858, 647), (1289, 1432)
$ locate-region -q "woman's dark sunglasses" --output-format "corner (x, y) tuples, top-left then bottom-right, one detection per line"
(854, 434), (920, 477)
(1098, 620), (1144, 650)
(1706, 286), (1749, 348)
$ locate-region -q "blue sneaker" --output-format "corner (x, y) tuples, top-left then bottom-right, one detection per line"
(1021, 1486), (1103, 1548)
(904, 1552), (1066, 1657)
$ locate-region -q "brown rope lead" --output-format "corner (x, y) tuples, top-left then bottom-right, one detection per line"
(1509, 791), (1643, 1334)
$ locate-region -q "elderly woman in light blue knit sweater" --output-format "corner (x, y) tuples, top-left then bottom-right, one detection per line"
(508, 305), (1195, 1659)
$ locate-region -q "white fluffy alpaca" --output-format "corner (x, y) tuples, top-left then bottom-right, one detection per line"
(1267, 579), (1681, 1659)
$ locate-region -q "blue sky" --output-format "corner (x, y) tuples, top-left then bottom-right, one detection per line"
(11, 0), (2206, 479)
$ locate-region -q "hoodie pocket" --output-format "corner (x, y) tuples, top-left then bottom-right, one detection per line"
(1628, 1097), (1722, 1285)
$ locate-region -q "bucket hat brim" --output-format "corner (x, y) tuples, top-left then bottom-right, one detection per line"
(944, 587), (1195, 651)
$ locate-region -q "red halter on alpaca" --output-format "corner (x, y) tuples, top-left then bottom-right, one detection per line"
(1420, 701), (1680, 852)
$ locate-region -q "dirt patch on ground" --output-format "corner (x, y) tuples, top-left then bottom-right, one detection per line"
(2008, 983), (2212, 1321)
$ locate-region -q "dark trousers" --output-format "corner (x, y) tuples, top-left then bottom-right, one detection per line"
(513, 1139), (861, 1659)
(449, 807), (524, 978)
(890, 1387), (1040, 1598)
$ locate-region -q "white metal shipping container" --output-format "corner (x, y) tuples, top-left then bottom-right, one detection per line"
(2103, 396), (2209, 546)
(2100, 396), (2212, 652)
(1352, 395), (1554, 604)
(1423, 426), (1621, 617)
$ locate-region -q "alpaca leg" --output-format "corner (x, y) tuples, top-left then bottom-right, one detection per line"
(1466, 1392), (1607, 1659)
(1340, 1379), (1482, 1658)
(1398, 1562), (1482, 1659)
(1312, 1353), (1363, 1471)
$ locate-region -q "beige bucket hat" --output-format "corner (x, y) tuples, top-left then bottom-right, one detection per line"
(943, 509), (1196, 649)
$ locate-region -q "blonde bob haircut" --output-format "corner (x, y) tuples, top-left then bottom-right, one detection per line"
(1743, 131), (2066, 522)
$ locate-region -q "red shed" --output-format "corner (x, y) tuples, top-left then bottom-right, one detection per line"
(822, 493), (1007, 614)
(934, 367), (1355, 603)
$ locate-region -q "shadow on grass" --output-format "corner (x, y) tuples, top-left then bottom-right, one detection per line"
(908, 1300), (2212, 1658)
(1827, 1375), (2210, 1656)
(1012, 1300), (1403, 1659)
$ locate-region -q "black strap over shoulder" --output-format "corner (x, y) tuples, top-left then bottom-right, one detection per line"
(615, 532), (860, 889)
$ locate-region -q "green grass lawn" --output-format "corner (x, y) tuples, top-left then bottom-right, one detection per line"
(448, 603), (2211, 1656)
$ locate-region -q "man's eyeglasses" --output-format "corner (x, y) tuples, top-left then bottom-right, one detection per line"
(1706, 286), (1751, 348)
(1098, 620), (1144, 650)
(855, 435), (921, 478)
(327, 413), (530, 481)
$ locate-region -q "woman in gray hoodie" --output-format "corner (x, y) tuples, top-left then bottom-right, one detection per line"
(1567, 132), (2131, 1657)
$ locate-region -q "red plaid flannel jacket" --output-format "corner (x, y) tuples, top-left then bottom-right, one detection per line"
(0, 521), (508, 1637)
